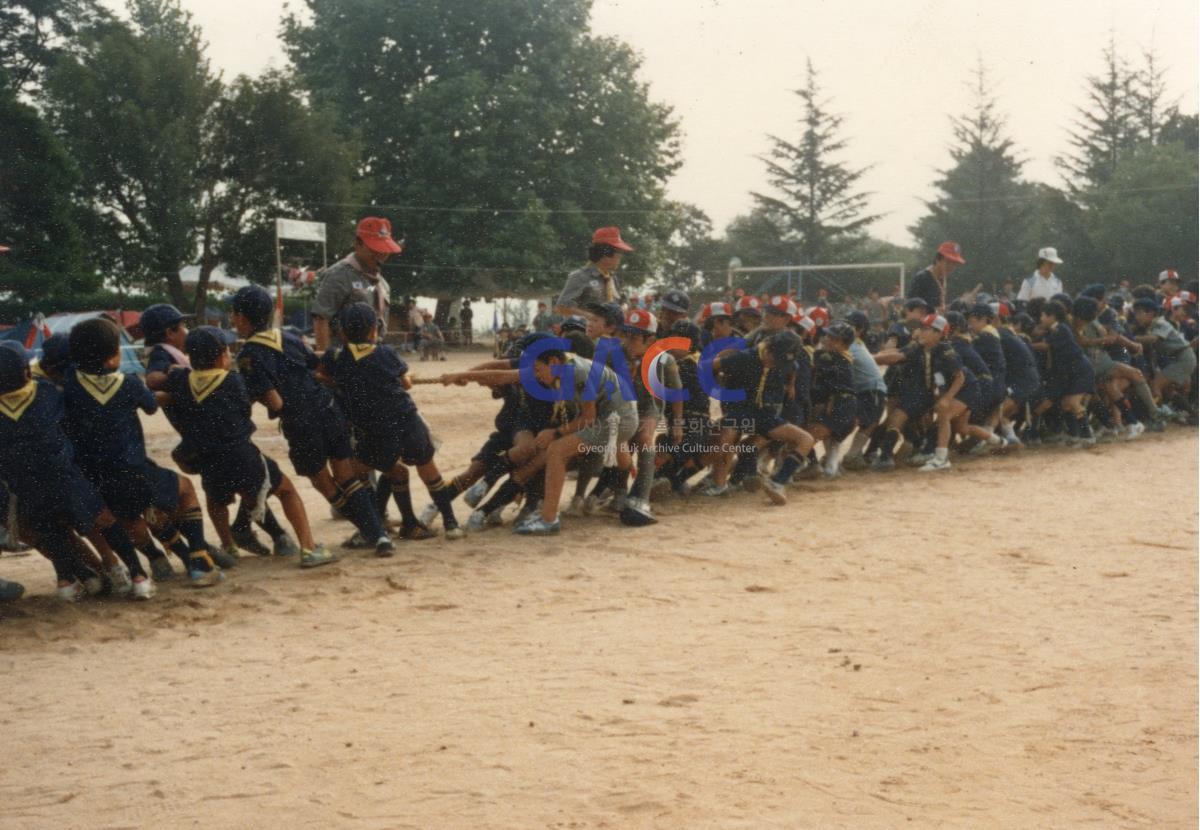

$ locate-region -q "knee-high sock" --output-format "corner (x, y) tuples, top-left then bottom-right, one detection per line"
(333, 479), (386, 541)
(631, 445), (656, 502)
(177, 507), (215, 572)
(375, 474), (393, 519)
(153, 522), (192, 566)
(425, 476), (459, 529)
(478, 478), (521, 516)
(101, 524), (146, 579)
(390, 477), (418, 527)
(879, 428), (901, 460)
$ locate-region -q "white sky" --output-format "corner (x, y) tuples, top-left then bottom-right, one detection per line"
(108, 0), (1198, 247)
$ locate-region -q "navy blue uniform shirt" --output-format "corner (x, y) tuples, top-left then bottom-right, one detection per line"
(163, 367), (256, 456)
(62, 367), (157, 473)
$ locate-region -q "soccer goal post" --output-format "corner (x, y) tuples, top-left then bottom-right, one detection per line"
(727, 262), (907, 300)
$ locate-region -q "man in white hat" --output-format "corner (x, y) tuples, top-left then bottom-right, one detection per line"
(1017, 247), (1065, 302)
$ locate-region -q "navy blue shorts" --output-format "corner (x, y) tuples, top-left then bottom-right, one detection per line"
(17, 464), (105, 536)
(855, 390), (885, 429)
(783, 400), (809, 427)
(815, 396), (858, 441)
(1007, 374), (1039, 405)
(472, 430), (514, 464)
(87, 461), (180, 522)
(721, 406), (787, 437)
(281, 404), (353, 478)
(198, 442), (283, 507)
(355, 415), (436, 471)
(955, 381), (982, 414)
(898, 384), (934, 419)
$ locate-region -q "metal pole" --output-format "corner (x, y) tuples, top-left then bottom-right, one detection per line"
(274, 221), (284, 328)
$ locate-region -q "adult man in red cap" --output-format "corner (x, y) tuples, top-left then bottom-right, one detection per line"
(908, 241), (965, 312)
(554, 226), (632, 317)
(312, 217), (403, 352)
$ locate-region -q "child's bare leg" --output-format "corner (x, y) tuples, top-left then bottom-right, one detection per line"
(541, 437), (585, 522)
(271, 475), (315, 551)
(208, 498), (234, 549)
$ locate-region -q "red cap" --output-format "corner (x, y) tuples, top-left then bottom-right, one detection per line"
(807, 307), (830, 328)
(592, 226), (633, 252)
(995, 301), (1011, 319)
(766, 295), (797, 317)
(356, 217), (403, 255)
(621, 308), (657, 333)
(937, 241), (965, 264)
(700, 301), (734, 321)
(921, 313), (949, 333)
(795, 316), (816, 333)
(736, 296), (763, 315)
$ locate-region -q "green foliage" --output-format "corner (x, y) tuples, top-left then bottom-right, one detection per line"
(282, 0), (680, 297)
(0, 72), (97, 308)
(750, 59), (878, 265)
(1083, 143), (1198, 281)
(0, 0), (108, 95)
(44, 0), (220, 304)
(911, 64), (1038, 286)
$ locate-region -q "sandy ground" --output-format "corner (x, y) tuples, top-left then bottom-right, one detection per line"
(0, 351), (1196, 829)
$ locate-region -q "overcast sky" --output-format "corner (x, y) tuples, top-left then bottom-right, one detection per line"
(109, 0), (1198, 248)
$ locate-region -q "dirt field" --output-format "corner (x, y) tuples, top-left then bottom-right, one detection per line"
(0, 351), (1195, 828)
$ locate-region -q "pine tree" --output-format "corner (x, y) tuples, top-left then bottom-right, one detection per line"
(750, 59), (878, 265)
(911, 62), (1037, 287)
(1058, 37), (1140, 189)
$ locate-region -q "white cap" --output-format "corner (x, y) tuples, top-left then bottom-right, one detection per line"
(1158, 269), (1179, 284)
(1037, 247), (1063, 265)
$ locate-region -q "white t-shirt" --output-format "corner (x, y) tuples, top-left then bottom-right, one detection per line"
(1017, 271), (1063, 301)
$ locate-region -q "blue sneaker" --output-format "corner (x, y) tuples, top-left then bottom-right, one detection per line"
(188, 568), (223, 588)
(514, 516), (561, 536)
(0, 577), (25, 601)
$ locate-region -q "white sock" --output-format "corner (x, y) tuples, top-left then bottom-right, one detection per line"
(986, 431), (1003, 445)
(847, 431), (869, 457)
(1002, 423), (1017, 441)
(934, 447), (949, 462)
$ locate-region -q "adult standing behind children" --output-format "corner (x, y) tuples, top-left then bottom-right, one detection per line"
(1017, 248), (1065, 302)
(555, 227), (632, 317)
(312, 217), (402, 353)
(908, 241), (965, 313)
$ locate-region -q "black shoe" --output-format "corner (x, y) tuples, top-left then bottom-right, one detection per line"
(232, 526), (271, 556)
(149, 556), (176, 582)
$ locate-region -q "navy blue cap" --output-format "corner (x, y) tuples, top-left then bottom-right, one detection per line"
(185, 326), (235, 367)
(765, 330), (803, 362)
(0, 342), (29, 393)
(1080, 283), (1106, 301)
(668, 320), (702, 349)
(141, 304), (185, 345)
(660, 290), (691, 314)
(339, 302), (378, 343)
(1072, 296), (1099, 321)
(845, 310), (869, 331)
(507, 331), (555, 359)
(904, 297), (929, 312)
(944, 310), (967, 332)
(230, 285), (274, 328)
(1107, 294), (1125, 311)
(968, 303), (993, 319)
(825, 322), (855, 344)
(1050, 292), (1073, 308)
(40, 333), (71, 371)
(583, 301), (624, 327)
(559, 315), (587, 334)
(886, 322), (911, 347)
(1131, 297), (1159, 315)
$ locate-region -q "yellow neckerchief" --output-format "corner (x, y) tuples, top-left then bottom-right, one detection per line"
(589, 262), (616, 301)
(981, 324), (999, 338)
(30, 360), (46, 379)
(189, 368), (229, 403)
(754, 342), (770, 407)
(0, 380), (37, 422)
(247, 328), (283, 352)
(682, 351), (700, 365)
(924, 347), (934, 390)
(347, 342), (376, 361)
(76, 370), (126, 405)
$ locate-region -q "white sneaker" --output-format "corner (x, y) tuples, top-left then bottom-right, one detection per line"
(907, 452), (933, 467)
(564, 495), (586, 517)
(417, 502), (440, 527)
(82, 574), (105, 596)
(1124, 422), (1145, 441)
(919, 456), (952, 472)
(465, 510), (490, 532)
(463, 479), (490, 509)
(763, 478), (787, 505)
(107, 564), (132, 597)
(131, 577), (156, 601)
(56, 580), (84, 603)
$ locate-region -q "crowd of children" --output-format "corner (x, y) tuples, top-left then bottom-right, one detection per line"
(0, 269), (1195, 600)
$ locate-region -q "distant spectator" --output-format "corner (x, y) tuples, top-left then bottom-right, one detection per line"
(532, 302), (554, 332)
(864, 288), (886, 328)
(459, 299), (474, 345)
(419, 311), (445, 361)
(1017, 247), (1064, 301)
(909, 241), (965, 312)
(408, 302), (424, 352)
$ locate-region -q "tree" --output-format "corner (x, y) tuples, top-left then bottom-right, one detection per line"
(0, 0), (108, 96)
(45, 0), (220, 305)
(0, 70), (96, 309)
(1083, 143), (1198, 281)
(911, 63), (1037, 287)
(1059, 37), (1141, 190)
(282, 0), (680, 304)
(192, 71), (362, 318)
(750, 59), (878, 265)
